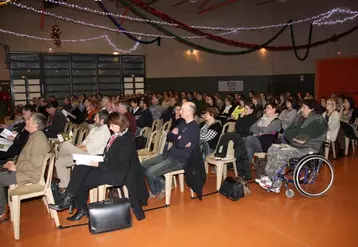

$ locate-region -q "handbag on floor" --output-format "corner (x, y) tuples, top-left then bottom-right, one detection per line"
(219, 177), (250, 201)
(88, 198), (132, 234)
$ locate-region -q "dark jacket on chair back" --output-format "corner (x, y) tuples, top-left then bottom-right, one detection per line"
(185, 145), (206, 200)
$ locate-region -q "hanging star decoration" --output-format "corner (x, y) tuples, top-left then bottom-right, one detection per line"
(51, 24), (61, 47)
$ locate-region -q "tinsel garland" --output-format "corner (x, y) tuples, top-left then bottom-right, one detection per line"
(0, 43), (10, 68)
(133, 0), (357, 51)
(119, 0), (288, 55)
(97, 0), (161, 46)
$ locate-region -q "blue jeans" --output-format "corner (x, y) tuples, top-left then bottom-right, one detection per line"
(244, 135), (263, 164)
(200, 140), (214, 160)
(141, 154), (185, 195)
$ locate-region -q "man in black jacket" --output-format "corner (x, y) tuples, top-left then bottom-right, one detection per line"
(0, 105), (34, 163)
(161, 97), (177, 123)
(137, 98), (153, 129)
(141, 102), (200, 199)
(44, 103), (67, 138)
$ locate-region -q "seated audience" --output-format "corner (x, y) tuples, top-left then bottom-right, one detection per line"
(63, 97), (72, 111)
(215, 93), (224, 112)
(319, 97), (327, 114)
(199, 107), (222, 158)
(48, 95), (59, 108)
(55, 111), (111, 188)
(0, 105), (35, 163)
(49, 113), (149, 221)
(322, 98), (340, 144)
(130, 98), (142, 118)
(252, 95), (264, 119)
(245, 102), (281, 164)
(150, 95), (164, 121)
(85, 100), (98, 125)
(170, 104), (184, 131)
(66, 99), (86, 124)
(37, 97), (49, 119)
(100, 96), (110, 111)
(205, 95), (220, 113)
(336, 97), (355, 156)
(117, 101), (137, 136)
(279, 99), (297, 131)
(0, 106), (23, 132)
(137, 98), (153, 129)
(0, 113), (50, 222)
(257, 99), (327, 193)
(161, 97), (177, 123)
(230, 98), (246, 121)
(44, 103), (67, 138)
(220, 96), (234, 118)
(235, 102), (258, 138)
(141, 102), (199, 199)
(195, 93), (208, 113)
(78, 94), (86, 112)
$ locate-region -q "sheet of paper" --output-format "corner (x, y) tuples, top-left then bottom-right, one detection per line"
(62, 109), (69, 117)
(72, 154), (104, 166)
(0, 138), (13, 152)
(0, 129), (16, 139)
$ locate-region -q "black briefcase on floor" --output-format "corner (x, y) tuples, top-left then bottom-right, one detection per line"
(88, 198), (132, 234)
(219, 177), (245, 201)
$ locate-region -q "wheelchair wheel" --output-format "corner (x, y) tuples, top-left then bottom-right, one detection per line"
(293, 155), (334, 197)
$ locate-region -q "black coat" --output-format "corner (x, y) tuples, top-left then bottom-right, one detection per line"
(68, 107), (86, 124)
(185, 145), (206, 199)
(0, 122), (29, 160)
(132, 107), (142, 118)
(137, 108), (153, 128)
(45, 110), (67, 138)
(214, 132), (251, 179)
(161, 106), (174, 123)
(100, 131), (149, 220)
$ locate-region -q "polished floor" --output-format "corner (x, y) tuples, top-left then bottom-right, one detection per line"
(1, 154), (357, 247)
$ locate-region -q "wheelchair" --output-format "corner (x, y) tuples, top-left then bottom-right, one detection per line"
(268, 154), (334, 198)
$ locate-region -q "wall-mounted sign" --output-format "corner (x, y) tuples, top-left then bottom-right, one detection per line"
(218, 80), (243, 91)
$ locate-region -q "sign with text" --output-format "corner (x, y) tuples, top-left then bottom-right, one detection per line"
(218, 80), (243, 92)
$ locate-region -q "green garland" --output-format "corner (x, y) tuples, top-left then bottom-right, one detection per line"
(290, 23), (313, 61)
(119, 0), (289, 55)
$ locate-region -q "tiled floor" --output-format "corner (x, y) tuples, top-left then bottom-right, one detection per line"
(1, 154), (357, 247)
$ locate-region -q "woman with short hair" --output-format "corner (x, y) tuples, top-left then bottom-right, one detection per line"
(49, 112), (149, 221)
(200, 107), (222, 158)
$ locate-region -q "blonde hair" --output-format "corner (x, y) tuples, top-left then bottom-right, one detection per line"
(327, 98), (337, 109)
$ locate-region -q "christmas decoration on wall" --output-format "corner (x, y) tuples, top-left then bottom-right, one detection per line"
(0, 28), (140, 53)
(0, 43), (10, 69)
(51, 24), (61, 47)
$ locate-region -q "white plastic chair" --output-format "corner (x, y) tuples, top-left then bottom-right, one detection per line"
(8, 153), (60, 240)
(163, 170), (195, 206)
(205, 141), (238, 191)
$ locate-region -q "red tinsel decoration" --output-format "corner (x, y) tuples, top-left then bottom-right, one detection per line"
(133, 0), (321, 51)
(51, 25), (61, 47)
